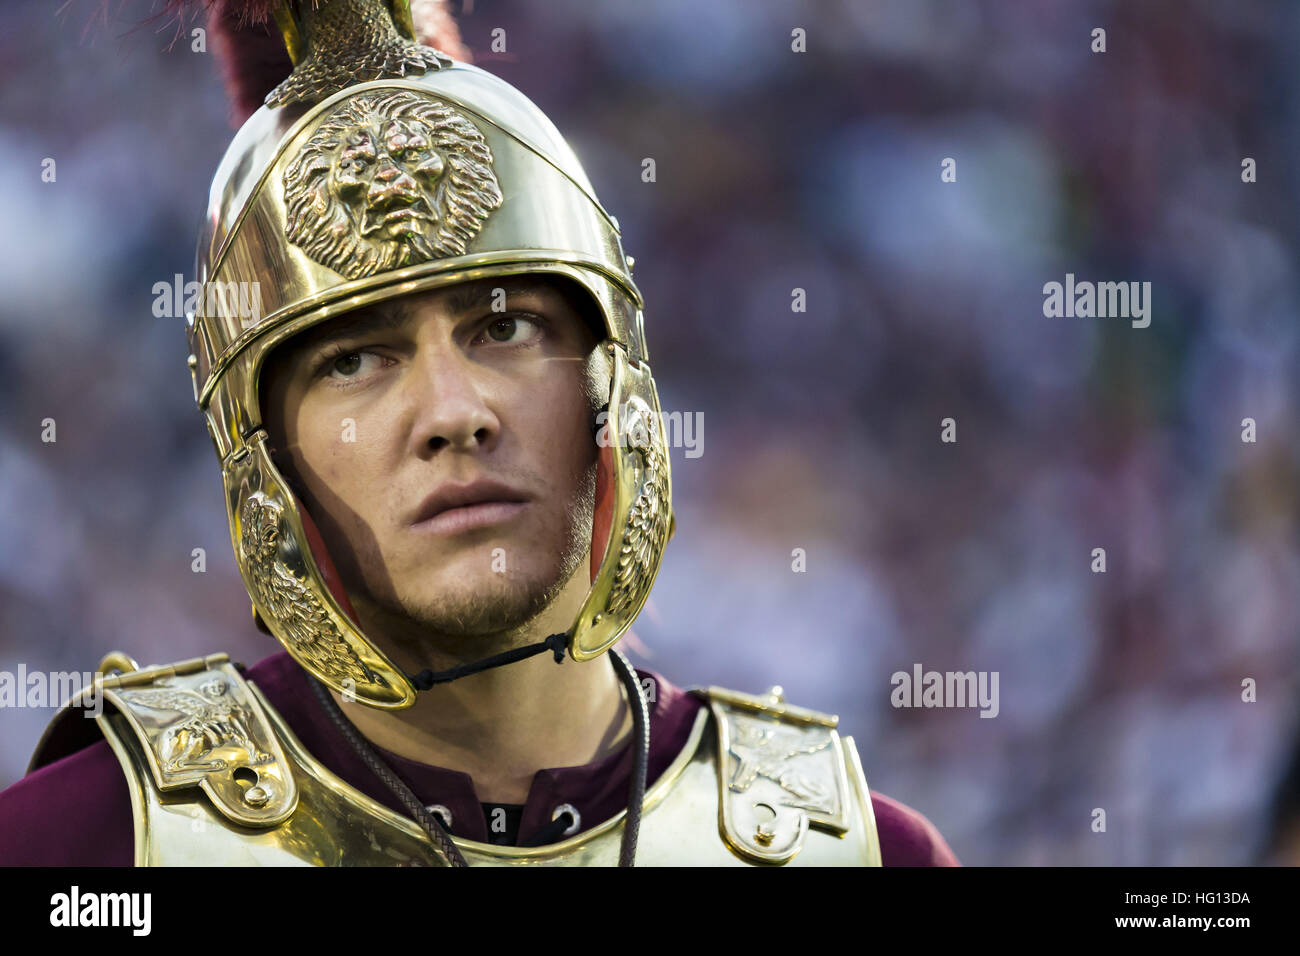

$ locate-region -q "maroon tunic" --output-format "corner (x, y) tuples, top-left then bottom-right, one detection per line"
(0, 651), (959, 865)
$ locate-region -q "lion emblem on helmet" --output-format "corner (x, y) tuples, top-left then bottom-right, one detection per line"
(283, 90), (503, 280)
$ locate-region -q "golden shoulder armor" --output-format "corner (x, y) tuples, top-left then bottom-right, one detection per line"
(86, 652), (881, 866)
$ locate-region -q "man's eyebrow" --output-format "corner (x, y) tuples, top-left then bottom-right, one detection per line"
(298, 303), (414, 351)
(443, 279), (548, 317)
(295, 279), (549, 353)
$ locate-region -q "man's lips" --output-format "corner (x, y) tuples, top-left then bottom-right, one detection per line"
(412, 500), (530, 535)
(410, 479), (532, 534)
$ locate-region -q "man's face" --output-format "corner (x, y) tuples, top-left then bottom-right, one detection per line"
(260, 276), (607, 655)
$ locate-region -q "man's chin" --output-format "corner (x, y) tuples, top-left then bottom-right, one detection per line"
(377, 571), (570, 642)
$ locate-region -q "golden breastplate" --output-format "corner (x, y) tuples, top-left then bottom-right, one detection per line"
(88, 654), (881, 866)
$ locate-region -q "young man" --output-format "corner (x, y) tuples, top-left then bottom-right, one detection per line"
(0, 0), (957, 867)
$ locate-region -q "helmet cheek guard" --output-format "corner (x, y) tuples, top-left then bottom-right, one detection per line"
(571, 347), (673, 662)
(191, 38), (675, 708)
(230, 433), (418, 707)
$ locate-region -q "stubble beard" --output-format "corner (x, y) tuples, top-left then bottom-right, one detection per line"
(356, 460), (597, 664)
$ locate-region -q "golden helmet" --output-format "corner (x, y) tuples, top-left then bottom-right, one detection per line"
(186, 0), (674, 708)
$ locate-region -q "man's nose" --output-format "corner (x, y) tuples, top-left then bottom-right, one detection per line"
(405, 345), (500, 456)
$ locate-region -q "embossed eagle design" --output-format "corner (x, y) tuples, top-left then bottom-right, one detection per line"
(240, 492), (387, 689)
(728, 718), (836, 815)
(606, 398), (671, 618)
(120, 678), (271, 776)
(283, 89), (502, 280)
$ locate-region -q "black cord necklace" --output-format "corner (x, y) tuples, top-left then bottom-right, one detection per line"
(308, 644), (650, 867)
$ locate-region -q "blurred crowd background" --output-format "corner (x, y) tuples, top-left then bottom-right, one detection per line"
(2, 0), (1300, 865)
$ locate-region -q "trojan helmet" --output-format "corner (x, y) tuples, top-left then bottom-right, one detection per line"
(187, 0), (674, 708)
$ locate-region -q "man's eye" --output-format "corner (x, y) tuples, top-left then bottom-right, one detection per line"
(323, 350), (383, 381)
(482, 316), (541, 344)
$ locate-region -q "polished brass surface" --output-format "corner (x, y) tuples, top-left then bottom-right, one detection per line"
(100, 707), (449, 866)
(268, 0), (452, 108)
(571, 350), (673, 661)
(101, 658), (299, 828)
(98, 653), (231, 690)
(709, 693), (853, 864)
(842, 733), (885, 867)
(705, 683), (840, 728)
(227, 439), (417, 707)
(605, 396), (671, 617)
(189, 20), (676, 702)
(96, 651), (141, 676)
(273, 2), (305, 67)
(91, 657), (882, 866)
(282, 88), (503, 278)
(192, 75), (643, 414)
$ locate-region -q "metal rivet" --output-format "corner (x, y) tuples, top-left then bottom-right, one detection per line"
(552, 803), (581, 837)
(753, 802), (777, 845)
(244, 786), (269, 808)
(426, 804), (452, 829)
(187, 354), (198, 369)
(593, 613), (603, 625)
(766, 685), (786, 704)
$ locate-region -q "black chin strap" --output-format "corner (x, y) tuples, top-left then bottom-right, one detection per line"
(406, 631), (568, 690)
(311, 634), (651, 867)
